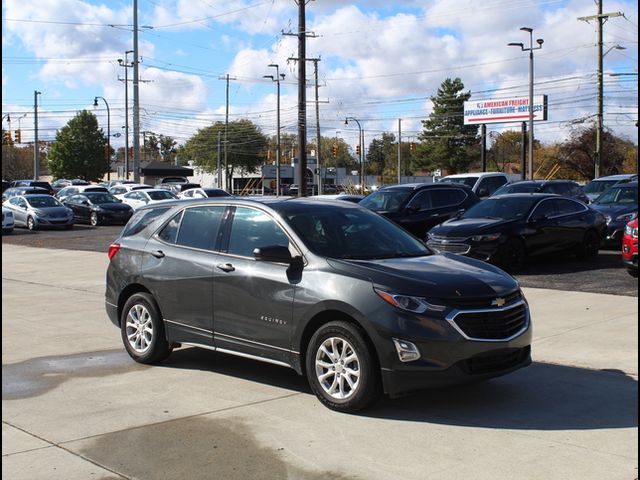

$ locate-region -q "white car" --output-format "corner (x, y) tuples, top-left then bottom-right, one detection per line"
(438, 172), (517, 198)
(108, 183), (154, 199)
(179, 187), (232, 199)
(120, 188), (178, 210)
(2, 206), (15, 234)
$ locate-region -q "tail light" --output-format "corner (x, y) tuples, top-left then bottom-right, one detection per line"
(108, 243), (121, 260)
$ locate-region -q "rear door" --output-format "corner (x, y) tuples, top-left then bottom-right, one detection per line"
(525, 199), (561, 256)
(141, 205), (227, 345)
(212, 206), (297, 365)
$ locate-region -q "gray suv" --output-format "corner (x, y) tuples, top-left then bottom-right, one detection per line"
(106, 198), (532, 412)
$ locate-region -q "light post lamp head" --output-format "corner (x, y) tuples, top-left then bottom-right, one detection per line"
(344, 119), (349, 126)
(520, 27), (533, 33)
(263, 75), (274, 81)
(93, 97), (99, 107)
(508, 42), (524, 49)
(536, 38), (544, 46)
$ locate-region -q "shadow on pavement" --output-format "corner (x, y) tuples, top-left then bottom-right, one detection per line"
(164, 348), (637, 431)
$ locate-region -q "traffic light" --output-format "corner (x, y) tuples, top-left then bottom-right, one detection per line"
(2, 131), (12, 145)
(332, 145), (338, 158)
(15, 129), (21, 144)
(355, 144), (361, 156)
(410, 143), (416, 152)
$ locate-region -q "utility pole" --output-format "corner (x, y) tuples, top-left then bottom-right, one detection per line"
(310, 58), (322, 195)
(33, 90), (41, 180)
(397, 119), (402, 184)
(578, 3), (624, 178)
(219, 74), (236, 192)
(217, 130), (222, 189)
(264, 64), (285, 196)
(132, 0), (141, 182)
(118, 50), (134, 179)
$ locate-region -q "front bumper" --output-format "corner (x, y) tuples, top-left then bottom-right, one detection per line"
(99, 210), (133, 225)
(35, 216), (74, 228)
(602, 223), (626, 246)
(427, 239), (502, 264)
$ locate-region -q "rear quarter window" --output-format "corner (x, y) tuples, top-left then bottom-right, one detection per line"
(122, 207), (172, 237)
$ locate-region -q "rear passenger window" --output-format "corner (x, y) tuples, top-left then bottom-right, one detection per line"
(158, 211), (183, 244)
(430, 188), (466, 208)
(175, 206), (226, 251)
(227, 207), (289, 258)
(555, 199), (585, 215)
(531, 200), (556, 218)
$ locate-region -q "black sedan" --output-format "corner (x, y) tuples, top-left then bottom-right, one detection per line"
(589, 181), (638, 247)
(63, 192), (133, 226)
(359, 183), (480, 238)
(491, 180), (589, 204)
(426, 194), (606, 271)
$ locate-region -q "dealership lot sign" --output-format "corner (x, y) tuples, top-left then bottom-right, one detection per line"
(464, 95), (548, 124)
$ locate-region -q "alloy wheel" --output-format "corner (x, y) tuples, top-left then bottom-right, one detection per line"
(314, 336), (361, 400)
(125, 304), (154, 354)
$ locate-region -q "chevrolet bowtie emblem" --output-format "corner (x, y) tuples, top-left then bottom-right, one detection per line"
(492, 298), (506, 307)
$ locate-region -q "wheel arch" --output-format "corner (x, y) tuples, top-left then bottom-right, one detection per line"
(117, 283), (153, 326)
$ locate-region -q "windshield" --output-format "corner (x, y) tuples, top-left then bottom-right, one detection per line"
(148, 190), (178, 201)
(583, 180), (619, 195)
(462, 197), (539, 220)
(493, 183), (541, 195)
(359, 189), (412, 212)
(85, 192), (121, 204)
(27, 196), (62, 208)
(593, 186), (638, 205)
(283, 205), (430, 260)
(440, 177), (477, 188)
(204, 189), (232, 197)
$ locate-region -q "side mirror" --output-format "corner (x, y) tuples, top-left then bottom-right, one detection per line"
(405, 204), (420, 213)
(253, 245), (292, 263)
(477, 188), (489, 198)
(529, 214), (548, 223)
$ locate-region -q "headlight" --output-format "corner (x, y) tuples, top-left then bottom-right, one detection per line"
(374, 288), (446, 313)
(471, 233), (501, 242)
(616, 212), (638, 223)
(626, 225), (639, 238)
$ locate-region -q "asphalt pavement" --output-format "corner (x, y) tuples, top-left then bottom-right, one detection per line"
(1, 243), (638, 480)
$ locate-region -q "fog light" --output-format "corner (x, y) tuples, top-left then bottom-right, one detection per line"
(392, 338), (420, 363)
(623, 245), (630, 254)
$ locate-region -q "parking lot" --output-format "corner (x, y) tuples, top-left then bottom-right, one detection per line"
(2, 228), (638, 480)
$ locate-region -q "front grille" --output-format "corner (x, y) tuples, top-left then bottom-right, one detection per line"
(451, 303), (527, 340)
(427, 241), (471, 254)
(446, 290), (522, 310)
(462, 346), (530, 375)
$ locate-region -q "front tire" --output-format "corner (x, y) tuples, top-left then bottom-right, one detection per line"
(578, 230), (600, 260)
(120, 293), (173, 364)
(305, 321), (380, 413)
(27, 216), (36, 231)
(501, 238), (526, 272)
(90, 212), (99, 227)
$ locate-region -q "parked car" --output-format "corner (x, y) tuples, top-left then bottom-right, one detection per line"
(10, 180), (55, 195)
(426, 193), (606, 271)
(51, 178), (91, 191)
(438, 172), (514, 198)
(108, 184), (154, 198)
(583, 174), (638, 203)
(3, 186), (49, 202)
(622, 218), (638, 277)
(2, 180), (10, 193)
(159, 176), (189, 184)
(101, 179), (138, 189)
(63, 192), (134, 226)
(106, 198), (531, 413)
(359, 183), (480, 238)
(157, 182), (202, 195)
(55, 185), (109, 202)
(308, 194), (366, 203)
(589, 181), (638, 247)
(120, 188), (179, 210)
(491, 180), (589, 204)
(3, 194), (74, 230)
(2, 206), (15, 234)
(179, 187), (232, 199)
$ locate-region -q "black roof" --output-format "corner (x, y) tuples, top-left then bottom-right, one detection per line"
(141, 161), (194, 177)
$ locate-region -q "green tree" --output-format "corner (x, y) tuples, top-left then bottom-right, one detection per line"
(144, 133), (178, 163)
(179, 119), (268, 187)
(307, 136), (357, 171)
(47, 110), (107, 180)
(488, 131), (524, 173)
(365, 133), (398, 181)
(415, 78), (479, 174)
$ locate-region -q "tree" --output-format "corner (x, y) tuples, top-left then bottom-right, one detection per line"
(307, 136), (357, 171)
(365, 133), (400, 183)
(47, 110), (108, 180)
(2, 138), (34, 180)
(415, 78), (479, 174)
(144, 133), (177, 163)
(179, 119), (268, 187)
(557, 123), (632, 180)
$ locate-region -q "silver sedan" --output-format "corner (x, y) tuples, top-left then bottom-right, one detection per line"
(3, 194), (75, 230)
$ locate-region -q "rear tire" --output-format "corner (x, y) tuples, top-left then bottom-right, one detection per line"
(305, 321), (380, 413)
(578, 230), (600, 260)
(120, 293), (173, 364)
(501, 238), (526, 272)
(27, 216), (36, 231)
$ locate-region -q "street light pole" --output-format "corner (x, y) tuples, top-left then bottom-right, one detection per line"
(118, 50), (134, 179)
(33, 90), (41, 180)
(94, 96), (111, 181)
(264, 64), (285, 196)
(345, 117), (363, 194)
(509, 27), (543, 180)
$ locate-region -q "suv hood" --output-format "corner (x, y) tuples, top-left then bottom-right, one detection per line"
(429, 217), (516, 237)
(590, 204), (637, 218)
(327, 253), (518, 299)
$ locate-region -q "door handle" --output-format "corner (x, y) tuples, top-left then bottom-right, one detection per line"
(150, 250), (165, 259)
(216, 263), (235, 272)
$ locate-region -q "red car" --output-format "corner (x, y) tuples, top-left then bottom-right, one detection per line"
(622, 218), (638, 277)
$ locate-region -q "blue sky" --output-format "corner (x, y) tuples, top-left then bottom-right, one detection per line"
(2, 0), (638, 153)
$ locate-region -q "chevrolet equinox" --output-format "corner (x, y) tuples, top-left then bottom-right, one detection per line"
(105, 198), (532, 412)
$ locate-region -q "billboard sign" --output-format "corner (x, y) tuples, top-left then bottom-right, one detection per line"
(464, 95), (547, 125)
